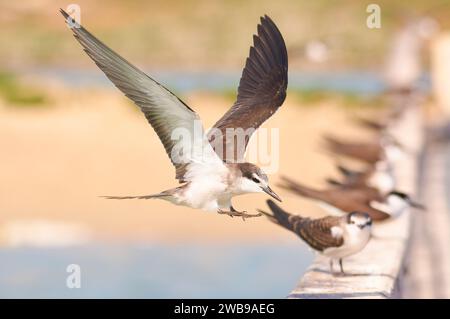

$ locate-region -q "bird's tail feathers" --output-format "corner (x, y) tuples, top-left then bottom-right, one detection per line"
(325, 177), (343, 187)
(322, 134), (343, 148)
(100, 191), (173, 200)
(353, 116), (385, 131)
(319, 135), (347, 157)
(260, 200), (298, 232)
(337, 163), (358, 177)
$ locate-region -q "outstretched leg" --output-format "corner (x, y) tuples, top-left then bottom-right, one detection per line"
(217, 207), (262, 220)
(231, 206), (262, 220)
(339, 258), (345, 275)
(330, 258), (346, 276)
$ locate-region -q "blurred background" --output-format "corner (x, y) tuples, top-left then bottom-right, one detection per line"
(0, 0), (448, 298)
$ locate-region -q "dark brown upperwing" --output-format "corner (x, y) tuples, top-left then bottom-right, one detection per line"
(354, 117), (387, 132)
(335, 164), (375, 187)
(323, 135), (383, 164)
(315, 189), (389, 221)
(279, 176), (389, 220)
(279, 176), (379, 202)
(297, 216), (344, 252)
(208, 15), (288, 162)
(279, 176), (328, 201)
(260, 200), (344, 251)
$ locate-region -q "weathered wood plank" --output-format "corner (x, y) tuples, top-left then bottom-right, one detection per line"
(288, 105), (422, 299)
(404, 141), (450, 298)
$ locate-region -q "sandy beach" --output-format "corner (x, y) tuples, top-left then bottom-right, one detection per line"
(0, 86), (376, 244)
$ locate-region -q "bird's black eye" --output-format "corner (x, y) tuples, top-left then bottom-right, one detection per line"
(252, 177), (260, 183)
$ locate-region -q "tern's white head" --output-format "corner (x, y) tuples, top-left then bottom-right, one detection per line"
(235, 163), (281, 202)
(368, 191), (426, 220)
(386, 191), (426, 217)
(345, 212), (373, 230)
(336, 212), (373, 258)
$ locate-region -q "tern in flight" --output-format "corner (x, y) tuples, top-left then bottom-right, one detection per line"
(61, 10), (288, 219)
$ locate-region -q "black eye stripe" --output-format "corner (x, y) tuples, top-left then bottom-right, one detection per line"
(252, 177), (260, 183)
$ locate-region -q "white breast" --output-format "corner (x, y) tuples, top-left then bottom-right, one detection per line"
(174, 156), (230, 212)
(323, 224), (371, 259)
(384, 145), (403, 163)
(180, 177), (228, 212)
(369, 170), (395, 194)
(386, 195), (409, 218)
(369, 195), (409, 219)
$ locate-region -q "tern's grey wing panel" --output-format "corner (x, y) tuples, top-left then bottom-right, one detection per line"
(61, 9), (223, 182)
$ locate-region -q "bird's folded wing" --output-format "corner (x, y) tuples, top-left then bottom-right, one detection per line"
(208, 15), (288, 163)
(60, 9), (224, 182)
(297, 217), (344, 251)
(369, 200), (393, 216)
(278, 176), (325, 200)
(323, 136), (381, 162)
(337, 164), (362, 178)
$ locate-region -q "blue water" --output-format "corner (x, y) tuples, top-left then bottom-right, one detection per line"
(0, 243), (313, 298)
(30, 67), (395, 94)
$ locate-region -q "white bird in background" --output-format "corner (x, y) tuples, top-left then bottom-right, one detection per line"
(61, 10), (288, 219)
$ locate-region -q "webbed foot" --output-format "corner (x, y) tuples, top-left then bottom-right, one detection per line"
(218, 208), (262, 221)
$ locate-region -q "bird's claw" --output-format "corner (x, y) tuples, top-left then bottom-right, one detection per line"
(238, 211), (263, 221)
(218, 210), (262, 221)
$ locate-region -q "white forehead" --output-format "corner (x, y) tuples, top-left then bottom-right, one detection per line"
(252, 171), (268, 182)
(350, 214), (370, 224)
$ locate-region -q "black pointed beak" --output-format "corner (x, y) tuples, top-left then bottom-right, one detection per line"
(410, 200), (426, 211)
(262, 186), (282, 202)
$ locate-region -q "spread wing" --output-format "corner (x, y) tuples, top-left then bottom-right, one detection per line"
(61, 9), (225, 183)
(296, 216), (344, 252)
(208, 15), (288, 162)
